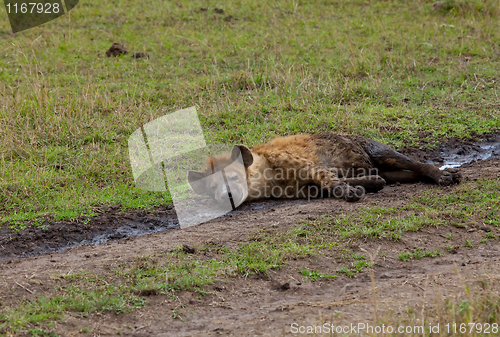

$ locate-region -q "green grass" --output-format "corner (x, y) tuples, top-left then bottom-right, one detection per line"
(299, 269), (337, 281)
(486, 232), (496, 239)
(398, 252), (413, 262)
(382, 277), (500, 336)
(320, 177), (500, 241)
(339, 259), (372, 277)
(0, 284), (145, 334)
(1, 0), (500, 224)
(398, 247), (441, 261)
(28, 329), (59, 337)
(0, 226), (321, 333)
(465, 238), (475, 248)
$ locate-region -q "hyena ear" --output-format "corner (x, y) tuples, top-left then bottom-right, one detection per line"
(187, 170), (208, 195)
(231, 145), (253, 168)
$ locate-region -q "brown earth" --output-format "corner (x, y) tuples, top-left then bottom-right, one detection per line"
(1, 158), (499, 336)
(0, 207), (179, 261)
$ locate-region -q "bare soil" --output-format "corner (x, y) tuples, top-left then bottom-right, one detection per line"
(1, 140), (500, 336)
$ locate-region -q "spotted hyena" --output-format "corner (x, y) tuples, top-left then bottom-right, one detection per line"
(187, 133), (461, 207)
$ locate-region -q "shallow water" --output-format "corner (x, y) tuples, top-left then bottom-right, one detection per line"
(52, 199), (304, 254)
(77, 219), (179, 247)
(437, 139), (500, 169)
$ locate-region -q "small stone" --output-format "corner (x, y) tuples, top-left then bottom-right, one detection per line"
(182, 244), (195, 254)
(106, 43), (128, 57)
(280, 282), (290, 291)
(132, 52), (149, 59)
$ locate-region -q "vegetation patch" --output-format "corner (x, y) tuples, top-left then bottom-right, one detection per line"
(339, 259), (373, 278)
(299, 269), (337, 282)
(382, 276), (500, 336)
(1, 0), (500, 224)
(318, 178), (500, 241)
(398, 247), (441, 262)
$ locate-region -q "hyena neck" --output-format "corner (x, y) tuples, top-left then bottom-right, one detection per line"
(245, 152), (273, 201)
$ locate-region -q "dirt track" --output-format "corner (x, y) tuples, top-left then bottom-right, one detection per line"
(1, 157), (499, 336)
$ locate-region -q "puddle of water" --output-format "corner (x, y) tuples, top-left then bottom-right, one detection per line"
(437, 139), (500, 170)
(77, 219), (179, 247)
(56, 199), (302, 253)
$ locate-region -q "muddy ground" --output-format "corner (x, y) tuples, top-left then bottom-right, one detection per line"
(1, 136), (500, 336)
(1, 131), (499, 261)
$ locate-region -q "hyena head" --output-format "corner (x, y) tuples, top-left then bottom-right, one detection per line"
(187, 145), (253, 207)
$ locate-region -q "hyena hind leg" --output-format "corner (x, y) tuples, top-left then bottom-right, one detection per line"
(357, 137), (461, 186)
(340, 175), (386, 193)
(379, 170), (420, 184)
(306, 165), (365, 202)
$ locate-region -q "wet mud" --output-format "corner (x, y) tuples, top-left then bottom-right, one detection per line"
(399, 131), (500, 167)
